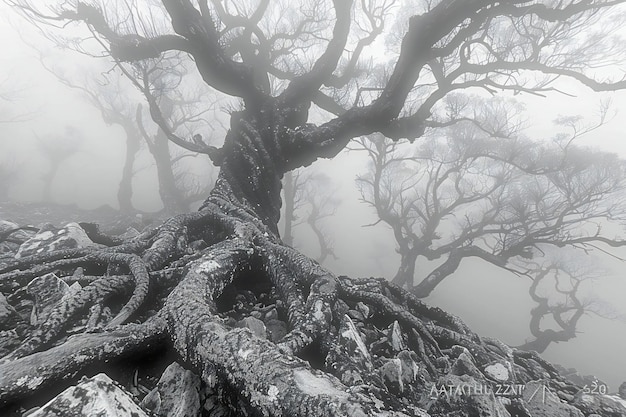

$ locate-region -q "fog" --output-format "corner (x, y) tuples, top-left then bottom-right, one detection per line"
(1, 1), (626, 393)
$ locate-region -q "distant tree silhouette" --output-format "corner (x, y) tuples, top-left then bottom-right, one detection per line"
(356, 96), (626, 297)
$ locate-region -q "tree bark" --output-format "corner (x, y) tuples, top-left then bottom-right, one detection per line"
(282, 171), (296, 246)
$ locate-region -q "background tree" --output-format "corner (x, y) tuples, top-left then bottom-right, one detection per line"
(0, 158), (19, 201)
(516, 251), (626, 353)
(2, 1), (626, 415)
(46, 71), (144, 213)
(282, 169), (340, 263)
(43, 51), (218, 214)
(356, 96), (626, 297)
(130, 54), (219, 214)
(36, 126), (83, 202)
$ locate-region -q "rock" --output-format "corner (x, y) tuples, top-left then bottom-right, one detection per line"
(119, 227), (140, 240)
(355, 302), (370, 319)
(0, 292), (18, 330)
(325, 315), (373, 386)
(16, 222), (100, 259)
(0, 220), (35, 258)
(140, 362), (202, 417)
(380, 358), (403, 394)
(0, 329), (21, 357)
(237, 316), (267, 339)
(264, 307), (278, 321)
(484, 362), (511, 382)
(201, 364), (231, 417)
(26, 273), (71, 325)
(381, 350), (421, 394)
(522, 380), (584, 417)
(398, 351), (419, 382)
(264, 318), (287, 343)
(387, 320), (407, 353)
(450, 351), (483, 381)
(347, 308), (365, 322)
(619, 381), (626, 400)
(30, 373), (148, 417)
(573, 390), (626, 416)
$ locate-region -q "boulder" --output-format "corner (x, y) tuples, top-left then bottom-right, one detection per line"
(140, 362), (202, 417)
(27, 273), (74, 325)
(0, 220), (36, 260)
(30, 373), (147, 417)
(573, 390), (626, 416)
(325, 314), (373, 385)
(16, 222), (100, 259)
(237, 316), (267, 339)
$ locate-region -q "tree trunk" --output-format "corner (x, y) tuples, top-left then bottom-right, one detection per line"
(117, 122), (141, 213)
(42, 164), (60, 202)
(282, 171), (296, 246)
(412, 251), (463, 298)
(152, 128), (189, 214)
(391, 249), (418, 289)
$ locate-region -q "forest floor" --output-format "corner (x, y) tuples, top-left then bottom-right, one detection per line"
(1, 201), (626, 416)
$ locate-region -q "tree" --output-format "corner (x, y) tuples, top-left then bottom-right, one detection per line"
(516, 250), (626, 353)
(36, 126), (83, 202)
(131, 55), (217, 214)
(356, 96), (626, 297)
(45, 70), (144, 213)
(282, 169), (340, 264)
(0, 158), (19, 201)
(3, 1), (626, 415)
(44, 51), (218, 213)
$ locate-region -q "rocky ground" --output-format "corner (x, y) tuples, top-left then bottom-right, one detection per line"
(0, 202), (625, 416)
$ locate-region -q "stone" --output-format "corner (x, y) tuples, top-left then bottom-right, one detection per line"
(30, 373), (148, 417)
(140, 362), (202, 417)
(347, 308), (365, 322)
(119, 227), (140, 240)
(522, 380), (584, 417)
(237, 316), (267, 339)
(450, 351), (483, 381)
(387, 320), (407, 353)
(380, 358), (403, 394)
(16, 222), (99, 259)
(27, 273), (71, 325)
(484, 362), (511, 382)
(264, 307), (278, 321)
(355, 302), (370, 319)
(397, 350), (420, 387)
(265, 318), (287, 343)
(0, 292), (18, 331)
(0, 220), (35, 258)
(0, 329), (21, 357)
(325, 315), (373, 386)
(573, 391), (626, 416)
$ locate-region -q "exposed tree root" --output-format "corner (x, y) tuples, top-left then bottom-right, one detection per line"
(0, 203), (603, 416)
(0, 316), (166, 405)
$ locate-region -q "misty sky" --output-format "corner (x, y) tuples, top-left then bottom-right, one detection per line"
(1, 2), (626, 390)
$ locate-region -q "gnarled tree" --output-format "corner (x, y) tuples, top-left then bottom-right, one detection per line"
(3, 1), (626, 416)
(356, 96), (626, 298)
(517, 251), (626, 353)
